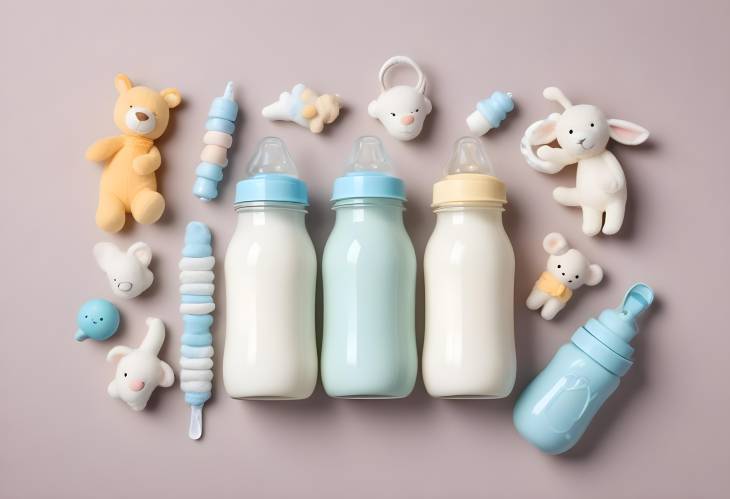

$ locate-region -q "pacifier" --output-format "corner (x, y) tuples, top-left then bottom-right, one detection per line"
(368, 56), (432, 141)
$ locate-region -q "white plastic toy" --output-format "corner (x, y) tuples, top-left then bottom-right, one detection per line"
(94, 242), (154, 299)
(526, 232), (604, 320)
(179, 222), (215, 440)
(262, 83), (342, 133)
(520, 87), (649, 236)
(368, 56), (432, 141)
(106, 317), (174, 411)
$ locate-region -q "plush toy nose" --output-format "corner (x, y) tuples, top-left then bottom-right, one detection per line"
(117, 281), (133, 292)
(135, 112), (149, 121)
(401, 115), (415, 125)
(130, 380), (145, 391)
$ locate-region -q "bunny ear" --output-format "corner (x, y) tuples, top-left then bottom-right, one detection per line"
(128, 242), (152, 267)
(543, 232), (569, 255)
(529, 118), (558, 145)
(608, 119), (649, 145)
(106, 346), (132, 363)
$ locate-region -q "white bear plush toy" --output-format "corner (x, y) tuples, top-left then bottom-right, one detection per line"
(107, 317), (174, 411)
(526, 232), (604, 320)
(520, 87), (649, 236)
(94, 242), (154, 299)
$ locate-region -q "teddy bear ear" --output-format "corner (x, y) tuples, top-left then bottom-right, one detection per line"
(423, 96), (433, 115)
(160, 88), (181, 109)
(585, 264), (604, 286)
(127, 242), (152, 267)
(115, 74), (132, 94)
(543, 232), (569, 255)
(368, 99), (379, 118)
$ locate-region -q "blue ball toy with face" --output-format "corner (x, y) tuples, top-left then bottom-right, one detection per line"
(75, 299), (120, 341)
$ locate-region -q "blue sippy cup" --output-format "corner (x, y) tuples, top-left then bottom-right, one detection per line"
(513, 283), (654, 454)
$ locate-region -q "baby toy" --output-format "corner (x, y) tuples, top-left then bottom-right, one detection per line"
(85, 73), (181, 232)
(526, 232), (603, 320)
(194, 82), (238, 201)
(75, 299), (120, 341)
(368, 55), (432, 141)
(179, 222), (215, 439)
(106, 317), (174, 411)
(514, 283), (654, 454)
(262, 83), (342, 133)
(466, 91), (514, 136)
(519, 87), (649, 236)
(93, 241), (154, 299)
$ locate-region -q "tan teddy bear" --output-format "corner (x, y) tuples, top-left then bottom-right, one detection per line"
(86, 74), (181, 232)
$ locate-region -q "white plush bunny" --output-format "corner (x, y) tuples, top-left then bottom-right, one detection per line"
(526, 232), (603, 320)
(520, 87), (649, 236)
(107, 317), (174, 411)
(94, 242), (154, 299)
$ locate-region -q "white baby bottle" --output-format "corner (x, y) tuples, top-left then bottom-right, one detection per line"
(223, 137), (318, 399)
(422, 137), (516, 398)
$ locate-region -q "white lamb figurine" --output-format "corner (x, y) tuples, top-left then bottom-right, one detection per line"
(526, 232), (604, 320)
(107, 317), (174, 411)
(94, 242), (154, 299)
(520, 87), (649, 236)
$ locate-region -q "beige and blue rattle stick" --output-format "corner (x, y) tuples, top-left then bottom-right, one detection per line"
(179, 222), (215, 439)
(193, 82), (238, 201)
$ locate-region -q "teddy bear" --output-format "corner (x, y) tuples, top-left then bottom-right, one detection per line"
(86, 74), (181, 232)
(520, 87), (649, 236)
(107, 317), (174, 411)
(93, 241), (154, 299)
(526, 232), (604, 320)
(261, 83), (342, 133)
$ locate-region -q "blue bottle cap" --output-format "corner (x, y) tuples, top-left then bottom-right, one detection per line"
(234, 137), (308, 205)
(331, 136), (406, 202)
(575, 283), (655, 376)
(476, 91), (514, 128)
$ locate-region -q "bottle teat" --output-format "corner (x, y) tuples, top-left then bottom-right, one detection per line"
(247, 137), (298, 177)
(446, 137), (494, 175)
(346, 136), (392, 174)
(597, 283), (655, 344)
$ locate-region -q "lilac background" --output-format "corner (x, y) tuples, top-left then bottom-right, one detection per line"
(2, 1), (729, 497)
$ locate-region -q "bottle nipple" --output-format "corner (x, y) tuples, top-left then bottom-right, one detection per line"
(620, 283), (654, 321)
(247, 137), (298, 177)
(346, 136), (392, 174)
(446, 137), (494, 175)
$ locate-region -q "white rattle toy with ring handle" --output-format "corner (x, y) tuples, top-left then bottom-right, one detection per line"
(368, 56), (432, 141)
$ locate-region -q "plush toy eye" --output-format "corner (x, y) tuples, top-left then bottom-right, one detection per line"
(575, 275), (580, 279)
(590, 123), (594, 127)
(557, 264), (561, 268)
(568, 130), (573, 134)
(99, 317), (104, 321)
(390, 113), (396, 117)
(129, 105), (132, 109)
(414, 109), (419, 113)
(84, 315), (88, 319)
(124, 373), (128, 377)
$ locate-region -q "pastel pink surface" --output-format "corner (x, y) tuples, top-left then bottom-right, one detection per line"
(1, 1), (728, 498)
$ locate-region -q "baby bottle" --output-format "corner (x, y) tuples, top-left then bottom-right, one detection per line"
(321, 136), (417, 398)
(513, 283), (654, 454)
(422, 137), (516, 398)
(223, 137), (318, 399)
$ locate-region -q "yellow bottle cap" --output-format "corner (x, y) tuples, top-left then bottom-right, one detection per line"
(432, 137), (507, 207)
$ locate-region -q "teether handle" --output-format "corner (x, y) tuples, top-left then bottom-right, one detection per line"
(378, 56), (427, 94)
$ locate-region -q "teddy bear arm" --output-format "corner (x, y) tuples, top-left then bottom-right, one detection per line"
(86, 136), (125, 162)
(132, 146), (162, 175)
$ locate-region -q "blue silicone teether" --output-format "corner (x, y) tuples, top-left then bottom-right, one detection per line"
(75, 299), (120, 341)
(179, 221), (216, 439)
(466, 91), (514, 136)
(193, 82), (238, 202)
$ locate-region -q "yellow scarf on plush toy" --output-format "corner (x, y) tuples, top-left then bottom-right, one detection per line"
(535, 272), (573, 302)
